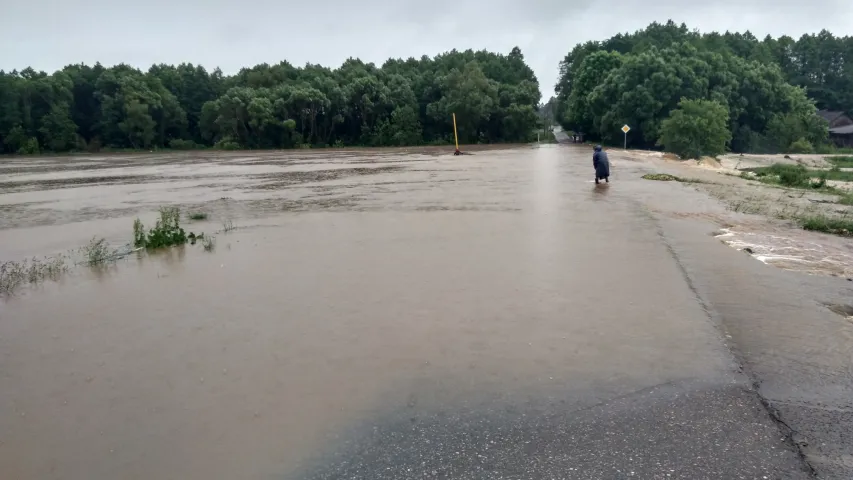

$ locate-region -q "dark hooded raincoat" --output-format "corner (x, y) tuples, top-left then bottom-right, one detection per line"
(593, 146), (610, 179)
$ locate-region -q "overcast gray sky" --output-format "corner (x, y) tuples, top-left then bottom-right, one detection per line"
(3, 1), (852, 98)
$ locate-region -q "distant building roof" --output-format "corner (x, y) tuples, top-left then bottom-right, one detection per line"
(818, 110), (846, 123)
(829, 124), (853, 135)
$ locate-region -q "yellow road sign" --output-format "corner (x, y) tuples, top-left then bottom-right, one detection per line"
(621, 125), (631, 134)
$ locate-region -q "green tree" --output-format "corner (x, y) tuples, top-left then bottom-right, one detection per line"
(564, 51), (623, 134)
(119, 100), (156, 148)
(428, 61), (498, 143)
(2, 47), (542, 153)
(38, 102), (78, 151)
(554, 21), (850, 152)
(658, 98), (732, 159)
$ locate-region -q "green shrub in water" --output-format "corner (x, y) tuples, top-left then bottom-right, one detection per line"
(133, 207), (190, 249)
(81, 237), (120, 265)
(169, 139), (203, 150)
(202, 235), (216, 252)
(214, 138), (241, 150)
(133, 218), (146, 248)
(1, 255), (68, 294)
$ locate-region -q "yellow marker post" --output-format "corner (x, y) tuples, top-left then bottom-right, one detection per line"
(452, 113), (460, 154)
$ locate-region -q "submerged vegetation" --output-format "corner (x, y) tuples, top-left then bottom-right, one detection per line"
(0, 256), (69, 294)
(743, 164), (830, 189)
(827, 156), (853, 168)
(133, 207), (189, 249)
(799, 214), (853, 236)
(0, 48), (543, 154)
(646, 165), (853, 238)
(642, 173), (681, 182)
(3, 206), (225, 295)
(202, 235), (216, 252)
(132, 206), (234, 249)
(741, 162), (853, 197)
(1, 240), (129, 295)
(80, 237), (122, 265)
(710, 187), (853, 237)
(641, 173), (710, 184)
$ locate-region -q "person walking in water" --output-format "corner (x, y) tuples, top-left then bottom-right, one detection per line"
(593, 145), (610, 184)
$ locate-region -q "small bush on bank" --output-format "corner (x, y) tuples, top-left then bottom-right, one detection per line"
(788, 138), (814, 154)
(169, 139), (204, 150)
(214, 138), (241, 150)
(800, 215), (853, 236)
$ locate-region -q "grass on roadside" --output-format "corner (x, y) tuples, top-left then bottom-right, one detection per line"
(799, 214), (853, 236)
(706, 185), (853, 237)
(746, 162), (853, 185)
(826, 155), (853, 168)
(821, 169), (853, 182)
(740, 163), (853, 206)
(743, 163), (832, 189)
(837, 193), (853, 206)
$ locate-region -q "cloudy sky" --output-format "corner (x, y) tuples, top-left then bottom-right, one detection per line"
(2, 0), (852, 98)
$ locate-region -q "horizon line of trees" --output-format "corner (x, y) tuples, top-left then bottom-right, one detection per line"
(554, 21), (853, 157)
(0, 47), (543, 155)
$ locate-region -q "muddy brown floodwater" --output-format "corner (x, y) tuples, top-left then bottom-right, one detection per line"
(1, 146), (851, 479)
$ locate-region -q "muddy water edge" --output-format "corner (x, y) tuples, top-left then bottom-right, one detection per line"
(1, 146), (851, 479)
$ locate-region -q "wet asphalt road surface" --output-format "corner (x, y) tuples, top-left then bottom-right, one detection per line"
(1, 146), (851, 479)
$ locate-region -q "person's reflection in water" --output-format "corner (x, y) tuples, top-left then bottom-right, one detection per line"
(591, 183), (610, 201)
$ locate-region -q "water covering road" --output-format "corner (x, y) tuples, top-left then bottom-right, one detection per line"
(1, 145), (851, 479)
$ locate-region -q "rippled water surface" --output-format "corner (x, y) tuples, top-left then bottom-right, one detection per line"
(1, 147), (851, 479)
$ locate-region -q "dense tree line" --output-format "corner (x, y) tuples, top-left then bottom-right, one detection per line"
(0, 48), (542, 154)
(555, 21), (852, 155)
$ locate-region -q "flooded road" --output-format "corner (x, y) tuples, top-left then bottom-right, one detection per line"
(1, 146), (850, 478)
